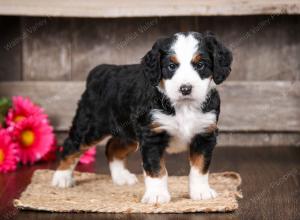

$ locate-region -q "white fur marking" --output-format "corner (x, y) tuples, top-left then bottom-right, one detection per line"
(109, 159), (138, 186)
(164, 33), (214, 104)
(173, 34), (198, 63)
(189, 166), (217, 200)
(152, 107), (216, 153)
(153, 33), (217, 154)
(52, 158), (79, 188)
(51, 169), (74, 188)
(141, 174), (171, 204)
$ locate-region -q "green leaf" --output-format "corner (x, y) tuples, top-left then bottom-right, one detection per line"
(0, 97), (12, 126)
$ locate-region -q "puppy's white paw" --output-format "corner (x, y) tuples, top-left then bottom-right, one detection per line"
(189, 185), (217, 200)
(189, 167), (217, 200)
(141, 190), (171, 204)
(109, 159), (138, 186)
(141, 174), (171, 204)
(51, 170), (74, 188)
(112, 170), (138, 186)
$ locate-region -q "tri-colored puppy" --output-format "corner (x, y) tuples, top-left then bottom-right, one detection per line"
(52, 31), (232, 204)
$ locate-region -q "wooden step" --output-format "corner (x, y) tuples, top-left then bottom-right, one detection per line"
(0, 81), (299, 133)
(0, 0), (299, 18)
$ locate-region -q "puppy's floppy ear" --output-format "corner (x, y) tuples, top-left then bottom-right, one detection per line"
(204, 32), (233, 84)
(141, 39), (163, 86)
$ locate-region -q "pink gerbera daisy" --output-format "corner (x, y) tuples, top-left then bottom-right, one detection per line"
(12, 116), (54, 164)
(0, 129), (19, 173)
(6, 96), (47, 127)
(79, 147), (96, 164)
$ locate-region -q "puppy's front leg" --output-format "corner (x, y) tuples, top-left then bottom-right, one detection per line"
(189, 133), (217, 200)
(140, 132), (170, 204)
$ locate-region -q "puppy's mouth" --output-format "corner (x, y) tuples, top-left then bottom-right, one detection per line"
(176, 96), (195, 102)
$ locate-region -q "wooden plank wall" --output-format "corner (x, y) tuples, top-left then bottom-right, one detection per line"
(0, 16), (21, 81)
(22, 18), (72, 80)
(0, 15), (299, 146)
(18, 15), (300, 81)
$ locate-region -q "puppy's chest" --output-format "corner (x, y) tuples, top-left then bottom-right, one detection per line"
(151, 107), (216, 153)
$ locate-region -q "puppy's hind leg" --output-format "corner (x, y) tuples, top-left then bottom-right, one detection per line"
(51, 138), (81, 188)
(105, 137), (139, 186)
(52, 101), (107, 187)
(52, 134), (109, 188)
(52, 103), (90, 188)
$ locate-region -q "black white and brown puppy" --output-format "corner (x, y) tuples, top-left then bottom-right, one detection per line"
(52, 31), (232, 204)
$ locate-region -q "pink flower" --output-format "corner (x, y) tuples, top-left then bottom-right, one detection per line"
(0, 129), (19, 173)
(12, 116), (54, 165)
(79, 147), (96, 164)
(6, 96), (47, 127)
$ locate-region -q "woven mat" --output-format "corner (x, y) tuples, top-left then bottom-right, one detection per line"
(14, 169), (242, 213)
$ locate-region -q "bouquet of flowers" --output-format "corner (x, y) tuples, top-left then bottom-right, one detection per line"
(0, 96), (96, 173)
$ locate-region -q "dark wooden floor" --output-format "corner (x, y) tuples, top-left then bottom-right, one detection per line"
(0, 147), (299, 220)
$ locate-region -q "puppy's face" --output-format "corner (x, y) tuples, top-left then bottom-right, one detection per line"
(142, 32), (232, 105)
(160, 34), (214, 104)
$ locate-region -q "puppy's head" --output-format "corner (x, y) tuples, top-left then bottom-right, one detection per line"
(142, 32), (232, 105)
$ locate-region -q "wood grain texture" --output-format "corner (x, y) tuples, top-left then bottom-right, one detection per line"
(194, 15), (300, 81)
(0, 81), (299, 133)
(22, 17), (71, 81)
(71, 17), (195, 80)
(0, 16), (21, 81)
(218, 81), (300, 132)
(216, 132), (300, 147)
(0, 0), (299, 17)
(19, 16), (300, 81)
(0, 147), (299, 219)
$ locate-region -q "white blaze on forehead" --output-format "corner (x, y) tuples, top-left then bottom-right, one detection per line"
(162, 32), (213, 106)
(172, 34), (199, 64)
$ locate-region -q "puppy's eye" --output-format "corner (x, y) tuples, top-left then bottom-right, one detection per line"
(168, 63), (177, 71)
(196, 62), (206, 70)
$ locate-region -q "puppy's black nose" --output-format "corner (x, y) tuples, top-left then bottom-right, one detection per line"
(179, 84), (192, 96)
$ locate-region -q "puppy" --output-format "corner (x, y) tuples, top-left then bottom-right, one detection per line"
(52, 31), (232, 204)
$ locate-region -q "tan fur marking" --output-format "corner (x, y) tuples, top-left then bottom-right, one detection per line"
(105, 138), (138, 162)
(159, 79), (165, 90)
(170, 55), (179, 64)
(57, 152), (81, 170)
(58, 136), (109, 170)
(146, 158), (167, 178)
(149, 122), (163, 133)
(189, 153), (204, 173)
(159, 159), (167, 177)
(192, 54), (202, 64)
(206, 123), (218, 133)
